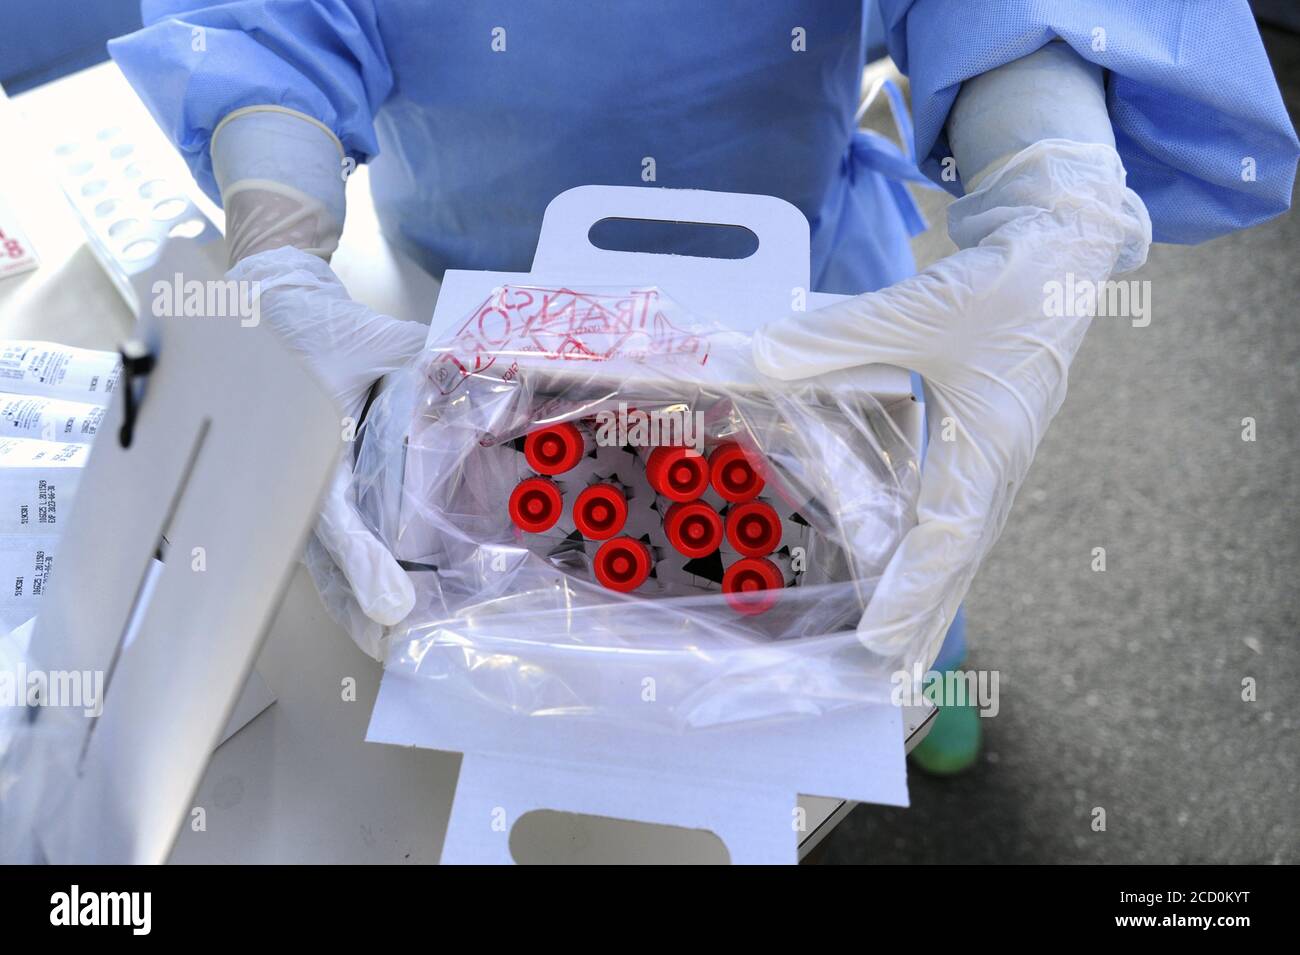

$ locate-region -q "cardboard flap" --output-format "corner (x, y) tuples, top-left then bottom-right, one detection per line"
(533, 185), (810, 296)
(24, 241), (340, 864)
(368, 673), (910, 865)
(444, 751), (797, 865)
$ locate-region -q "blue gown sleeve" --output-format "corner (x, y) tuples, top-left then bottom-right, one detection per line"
(876, 0), (1299, 243)
(108, 0), (393, 203)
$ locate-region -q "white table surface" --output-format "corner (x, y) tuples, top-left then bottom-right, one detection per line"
(1, 61), (931, 864)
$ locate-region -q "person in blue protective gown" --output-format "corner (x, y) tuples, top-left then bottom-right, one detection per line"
(109, 1), (1298, 774)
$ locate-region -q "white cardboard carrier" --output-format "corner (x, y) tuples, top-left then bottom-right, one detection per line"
(19, 237), (339, 864)
(367, 186), (924, 864)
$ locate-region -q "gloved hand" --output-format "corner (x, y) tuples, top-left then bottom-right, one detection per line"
(228, 246), (427, 658)
(753, 139), (1151, 667)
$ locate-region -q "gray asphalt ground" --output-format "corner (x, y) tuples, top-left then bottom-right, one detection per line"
(824, 26), (1300, 864)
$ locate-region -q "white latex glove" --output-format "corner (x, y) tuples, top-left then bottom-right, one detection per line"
(228, 247), (426, 657)
(753, 139), (1151, 668)
(212, 107), (348, 266)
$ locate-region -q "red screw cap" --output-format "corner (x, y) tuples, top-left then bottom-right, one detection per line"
(524, 422), (585, 475)
(663, 501), (723, 558)
(646, 446), (710, 502)
(593, 536), (653, 592)
(709, 442), (765, 502)
(725, 500), (781, 557)
(508, 477), (563, 533)
(722, 557), (784, 615)
(573, 483), (628, 540)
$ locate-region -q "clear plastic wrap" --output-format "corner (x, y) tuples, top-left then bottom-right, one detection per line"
(350, 285), (923, 729)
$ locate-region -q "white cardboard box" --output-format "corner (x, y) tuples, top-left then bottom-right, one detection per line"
(367, 186), (924, 864)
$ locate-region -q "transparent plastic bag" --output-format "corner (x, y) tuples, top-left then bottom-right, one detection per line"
(350, 285), (923, 729)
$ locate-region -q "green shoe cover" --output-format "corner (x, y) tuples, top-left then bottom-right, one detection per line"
(910, 698), (982, 776)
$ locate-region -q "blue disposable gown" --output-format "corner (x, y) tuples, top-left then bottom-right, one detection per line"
(110, 0), (1297, 294)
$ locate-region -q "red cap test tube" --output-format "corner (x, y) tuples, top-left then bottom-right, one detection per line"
(573, 483), (628, 540)
(593, 536), (653, 592)
(722, 557), (785, 615)
(663, 501), (724, 558)
(725, 500), (781, 557)
(709, 442), (765, 502)
(646, 446), (710, 502)
(524, 422), (586, 475)
(508, 477), (564, 533)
